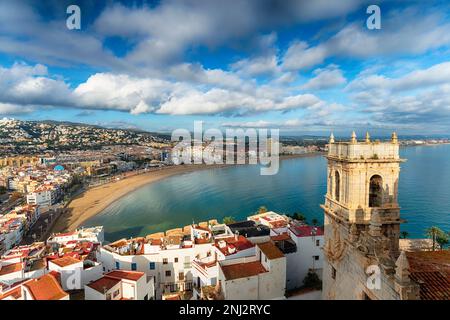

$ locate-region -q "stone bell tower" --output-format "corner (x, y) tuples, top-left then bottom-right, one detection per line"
(321, 132), (419, 300)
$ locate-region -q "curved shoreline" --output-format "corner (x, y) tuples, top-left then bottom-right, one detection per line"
(50, 153), (324, 233)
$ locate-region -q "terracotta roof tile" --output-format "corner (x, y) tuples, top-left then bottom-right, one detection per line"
(406, 250), (450, 300)
(257, 241), (285, 260)
(0, 286), (22, 300)
(221, 261), (267, 280)
(50, 256), (81, 268)
(23, 274), (68, 300)
(0, 262), (23, 276)
(106, 270), (144, 282)
(87, 276), (121, 293)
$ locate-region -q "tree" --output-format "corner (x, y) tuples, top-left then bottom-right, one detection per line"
(222, 216), (236, 225)
(257, 206), (268, 214)
(400, 231), (409, 239)
(291, 212), (306, 222)
(311, 218), (319, 226)
(436, 232), (449, 250)
(426, 226), (446, 251)
(303, 271), (322, 290)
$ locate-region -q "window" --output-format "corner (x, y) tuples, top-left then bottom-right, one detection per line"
(369, 175), (383, 207)
(184, 256), (191, 269)
(331, 266), (336, 280)
(314, 255), (320, 261)
(113, 289), (120, 298)
(163, 258), (168, 265)
(149, 262), (155, 270)
(334, 171), (340, 201)
(174, 257), (178, 263)
(131, 263), (137, 271)
(106, 293), (111, 300)
(316, 239), (320, 246)
(165, 270), (171, 277)
(179, 272), (185, 281)
(115, 261), (120, 269)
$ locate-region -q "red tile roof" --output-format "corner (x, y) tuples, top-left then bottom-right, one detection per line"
(0, 286), (22, 300)
(406, 250), (450, 300)
(87, 276), (121, 293)
(0, 262), (23, 276)
(257, 242), (284, 260)
(271, 233), (291, 241)
(50, 256), (81, 268)
(215, 235), (254, 255)
(107, 270), (145, 282)
(221, 261), (267, 280)
(87, 270), (145, 294)
(23, 274), (68, 300)
(290, 225), (324, 237)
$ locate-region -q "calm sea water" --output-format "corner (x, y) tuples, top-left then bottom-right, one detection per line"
(83, 144), (450, 241)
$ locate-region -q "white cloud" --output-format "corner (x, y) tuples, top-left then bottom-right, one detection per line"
(0, 63), (323, 116)
(282, 7), (450, 70)
(347, 61), (450, 92)
(231, 55), (280, 77)
(301, 65), (346, 90)
(283, 41), (328, 70)
(0, 103), (34, 115)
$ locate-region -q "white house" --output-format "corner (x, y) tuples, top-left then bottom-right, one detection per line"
(47, 255), (103, 290)
(47, 226), (104, 245)
(84, 270), (154, 300)
(285, 224), (324, 290)
(0, 261), (23, 284)
(0, 273), (69, 300)
(217, 241), (286, 300)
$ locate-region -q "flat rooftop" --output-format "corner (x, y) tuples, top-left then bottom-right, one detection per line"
(221, 261), (267, 280)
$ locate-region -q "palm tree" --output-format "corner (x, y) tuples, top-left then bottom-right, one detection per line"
(311, 218), (319, 226)
(400, 231), (409, 239)
(425, 226), (445, 251)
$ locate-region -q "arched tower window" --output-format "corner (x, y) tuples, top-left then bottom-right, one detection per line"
(369, 175), (383, 207)
(334, 171), (340, 202)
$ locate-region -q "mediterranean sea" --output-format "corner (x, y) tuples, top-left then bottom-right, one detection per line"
(83, 144), (450, 241)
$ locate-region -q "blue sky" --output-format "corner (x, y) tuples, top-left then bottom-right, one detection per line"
(0, 0), (450, 136)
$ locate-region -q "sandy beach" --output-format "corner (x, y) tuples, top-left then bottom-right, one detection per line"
(51, 164), (232, 233)
(51, 152), (324, 234)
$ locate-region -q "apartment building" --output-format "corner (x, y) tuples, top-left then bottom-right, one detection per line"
(26, 186), (57, 207)
(0, 217), (25, 255)
(98, 224), (216, 299)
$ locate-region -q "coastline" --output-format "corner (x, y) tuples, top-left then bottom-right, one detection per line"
(50, 152), (324, 234)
